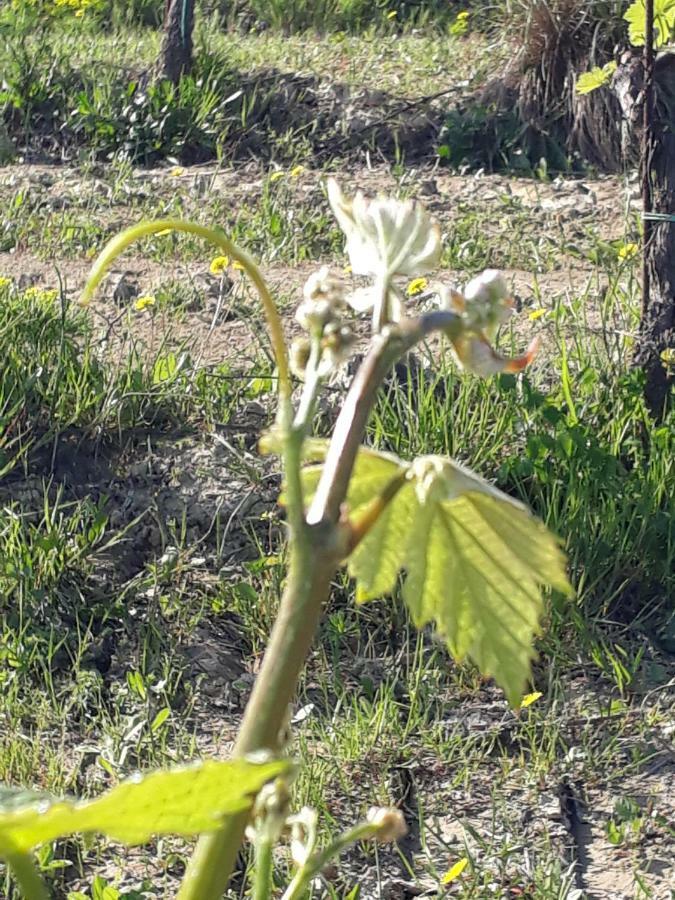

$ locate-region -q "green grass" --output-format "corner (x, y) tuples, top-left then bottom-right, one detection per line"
(0, 6), (495, 166)
(2, 190), (673, 896)
(1, 9), (674, 899)
(2, 186), (673, 897)
(0, 170), (343, 266)
(0, 280), (253, 474)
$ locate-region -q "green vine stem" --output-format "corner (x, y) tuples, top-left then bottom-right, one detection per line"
(80, 219), (292, 409)
(179, 310), (460, 900)
(177, 542), (337, 900)
(7, 852), (50, 900)
(280, 822), (376, 900)
(252, 836), (274, 900)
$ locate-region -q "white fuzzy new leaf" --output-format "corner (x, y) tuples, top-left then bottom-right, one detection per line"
(327, 179), (441, 279)
(299, 444), (572, 706)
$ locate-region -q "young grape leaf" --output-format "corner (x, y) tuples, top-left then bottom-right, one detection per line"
(298, 443), (572, 706)
(0, 757), (291, 856)
(576, 62), (617, 95)
(624, 0), (675, 47)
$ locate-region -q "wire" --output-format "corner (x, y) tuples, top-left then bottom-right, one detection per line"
(642, 212), (675, 223)
(180, 0), (192, 47)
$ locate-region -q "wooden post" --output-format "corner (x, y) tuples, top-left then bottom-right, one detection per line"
(160, 0), (195, 83)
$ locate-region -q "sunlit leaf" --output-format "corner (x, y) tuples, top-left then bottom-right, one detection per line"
(0, 757), (290, 855)
(576, 62), (617, 95)
(624, 0), (675, 46)
(297, 443), (572, 706)
(150, 707), (171, 732)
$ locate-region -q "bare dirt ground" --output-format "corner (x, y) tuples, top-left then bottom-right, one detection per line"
(0, 161), (637, 356)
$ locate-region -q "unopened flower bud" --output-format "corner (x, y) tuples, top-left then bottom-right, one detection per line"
(319, 322), (356, 374)
(304, 266), (346, 305)
(366, 807), (407, 842)
(257, 778), (290, 819)
(296, 267), (347, 332)
(290, 338), (312, 378)
(288, 806), (318, 867)
(245, 778), (291, 843)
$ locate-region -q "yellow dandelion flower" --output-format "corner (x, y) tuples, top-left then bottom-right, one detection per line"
(134, 294), (156, 311)
(520, 691), (542, 708)
(450, 9), (470, 35)
(269, 171), (285, 183)
(343, 264), (352, 275)
(289, 165), (306, 178)
(0, 276), (12, 289)
(618, 242), (638, 260)
(24, 286), (58, 303)
(210, 256), (230, 275)
(528, 308), (547, 321)
(441, 858), (468, 884)
(406, 277), (428, 296)
(169, 166), (185, 177)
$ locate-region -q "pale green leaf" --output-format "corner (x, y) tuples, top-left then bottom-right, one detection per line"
(297, 444), (572, 706)
(150, 707), (171, 732)
(349, 482), (417, 601)
(576, 62), (617, 95)
(624, 0), (675, 47)
(0, 757), (290, 855)
(299, 445), (411, 600)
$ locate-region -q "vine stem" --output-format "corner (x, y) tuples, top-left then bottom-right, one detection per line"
(80, 219), (291, 405)
(307, 310), (461, 526)
(280, 822), (376, 900)
(177, 537), (338, 900)
(7, 852), (50, 900)
(252, 837), (274, 900)
(178, 310), (461, 900)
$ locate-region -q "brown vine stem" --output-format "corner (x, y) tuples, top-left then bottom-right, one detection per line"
(307, 310), (461, 526)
